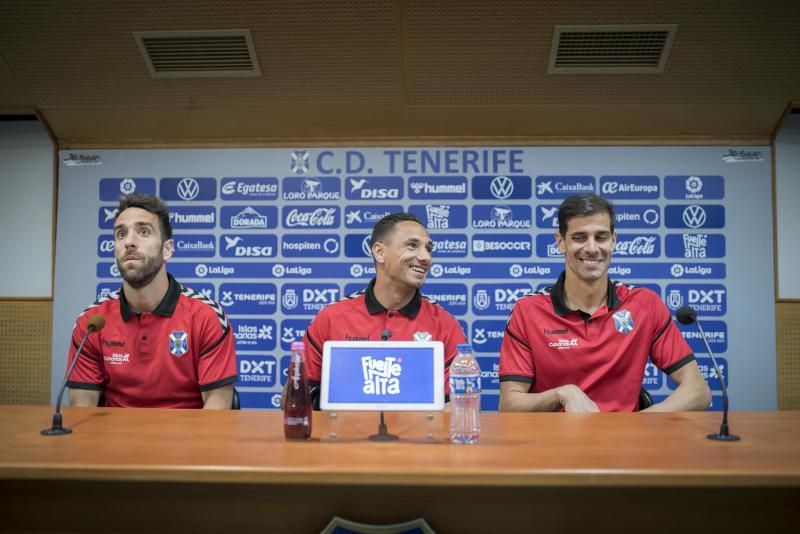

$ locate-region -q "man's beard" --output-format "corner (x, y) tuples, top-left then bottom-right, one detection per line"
(117, 253), (163, 289)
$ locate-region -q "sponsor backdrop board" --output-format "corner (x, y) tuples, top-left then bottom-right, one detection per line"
(52, 147), (775, 410)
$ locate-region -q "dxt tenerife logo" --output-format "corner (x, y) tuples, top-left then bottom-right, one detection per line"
(281, 284), (340, 314)
(282, 234), (340, 258)
(345, 205), (403, 229)
(472, 234), (532, 258)
(220, 234), (277, 258)
(408, 204), (468, 230)
(613, 234), (660, 257)
(220, 177), (278, 200)
(99, 177), (156, 201)
(283, 206), (339, 228)
(472, 283), (533, 315)
(664, 175), (725, 200)
(664, 205), (725, 229)
(160, 177), (216, 201)
(220, 206), (277, 229)
(422, 283), (468, 316)
(218, 283), (277, 315)
(408, 176), (468, 199)
(430, 234), (468, 258)
(232, 318), (276, 351)
(290, 150), (310, 175)
(345, 177), (403, 200)
(614, 205), (660, 229)
(168, 206), (216, 229)
(472, 175), (531, 200)
(664, 233), (726, 259)
(665, 284), (726, 315)
(472, 204), (532, 229)
(362, 355), (402, 395)
(173, 234), (216, 258)
(535, 176), (595, 199)
(238, 355), (278, 387)
(282, 176), (341, 201)
(599, 176), (660, 199)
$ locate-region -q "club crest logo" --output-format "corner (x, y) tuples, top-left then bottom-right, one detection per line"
(169, 331), (189, 357)
(612, 309), (635, 334)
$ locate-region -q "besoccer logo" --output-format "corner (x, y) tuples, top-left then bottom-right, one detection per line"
(169, 331), (189, 357)
(291, 151), (310, 175)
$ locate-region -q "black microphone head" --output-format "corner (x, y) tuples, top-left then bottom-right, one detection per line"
(676, 306), (697, 325)
(86, 314), (106, 332)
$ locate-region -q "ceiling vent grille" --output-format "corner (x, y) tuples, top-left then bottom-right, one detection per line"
(134, 30), (261, 78)
(548, 24), (677, 74)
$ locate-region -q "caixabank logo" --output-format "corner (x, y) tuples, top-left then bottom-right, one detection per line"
(232, 318), (276, 351)
(664, 175), (725, 200)
(535, 175), (595, 199)
(220, 206), (278, 229)
(219, 234), (277, 258)
(280, 283), (340, 315)
(282, 176), (341, 201)
(281, 234), (340, 258)
(344, 205), (403, 229)
(472, 175), (531, 200)
(599, 176), (660, 199)
(421, 283), (468, 316)
(218, 283), (278, 315)
(472, 205), (532, 229)
(345, 176), (403, 200)
(408, 176), (468, 199)
(472, 234), (532, 258)
(472, 283), (534, 315)
(664, 284), (727, 315)
(664, 233), (726, 258)
(160, 177), (216, 201)
(282, 206), (339, 229)
(172, 234), (216, 258)
(236, 355), (279, 388)
(408, 204), (468, 229)
(99, 177), (156, 200)
(220, 177), (278, 200)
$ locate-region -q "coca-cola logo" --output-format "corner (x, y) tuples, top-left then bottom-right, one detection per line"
(285, 208), (336, 227)
(614, 236), (656, 256)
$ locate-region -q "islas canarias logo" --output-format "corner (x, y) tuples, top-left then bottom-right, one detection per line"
(361, 356), (402, 395)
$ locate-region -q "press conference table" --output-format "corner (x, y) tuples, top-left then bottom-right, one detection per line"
(1, 406), (798, 533)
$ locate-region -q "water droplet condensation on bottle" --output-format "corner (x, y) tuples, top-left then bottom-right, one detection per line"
(449, 343), (481, 444)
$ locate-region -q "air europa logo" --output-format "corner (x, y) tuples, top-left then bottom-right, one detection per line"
(361, 356), (402, 395)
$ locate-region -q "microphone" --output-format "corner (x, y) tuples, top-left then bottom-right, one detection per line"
(380, 329), (392, 341)
(676, 306), (740, 441)
(42, 314), (105, 436)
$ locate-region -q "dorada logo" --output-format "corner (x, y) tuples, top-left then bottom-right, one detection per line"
(361, 356), (402, 395)
(284, 207), (337, 228)
(347, 177), (402, 199)
(231, 207), (267, 229)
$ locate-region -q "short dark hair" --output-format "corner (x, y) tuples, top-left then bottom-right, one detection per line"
(557, 193), (615, 235)
(370, 212), (425, 244)
(115, 193), (173, 241)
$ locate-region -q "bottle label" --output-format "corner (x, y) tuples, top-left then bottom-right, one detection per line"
(449, 375), (481, 395)
(284, 416), (309, 426)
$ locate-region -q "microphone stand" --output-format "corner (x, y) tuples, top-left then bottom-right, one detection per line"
(694, 320), (740, 442)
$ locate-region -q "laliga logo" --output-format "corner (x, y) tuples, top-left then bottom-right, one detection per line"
(110, 264), (120, 277)
(177, 178), (200, 200)
(509, 264), (523, 278)
(671, 264), (685, 277)
(350, 264), (364, 277)
(119, 178), (136, 194)
(195, 264), (208, 278)
(361, 356), (402, 395)
(291, 150), (310, 175)
(430, 264), (444, 278)
(272, 264), (285, 278)
(686, 176), (704, 194)
(490, 176), (514, 199)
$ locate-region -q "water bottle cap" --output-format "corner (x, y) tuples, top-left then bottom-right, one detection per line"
(290, 341), (305, 351)
(457, 343), (473, 353)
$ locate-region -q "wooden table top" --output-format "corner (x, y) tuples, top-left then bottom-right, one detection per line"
(2, 406), (799, 488)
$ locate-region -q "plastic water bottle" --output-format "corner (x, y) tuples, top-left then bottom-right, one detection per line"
(449, 343), (481, 444)
(283, 341), (312, 440)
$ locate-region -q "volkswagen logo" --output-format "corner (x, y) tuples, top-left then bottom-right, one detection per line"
(177, 178), (200, 201)
(490, 176), (514, 199)
(682, 205), (707, 229)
